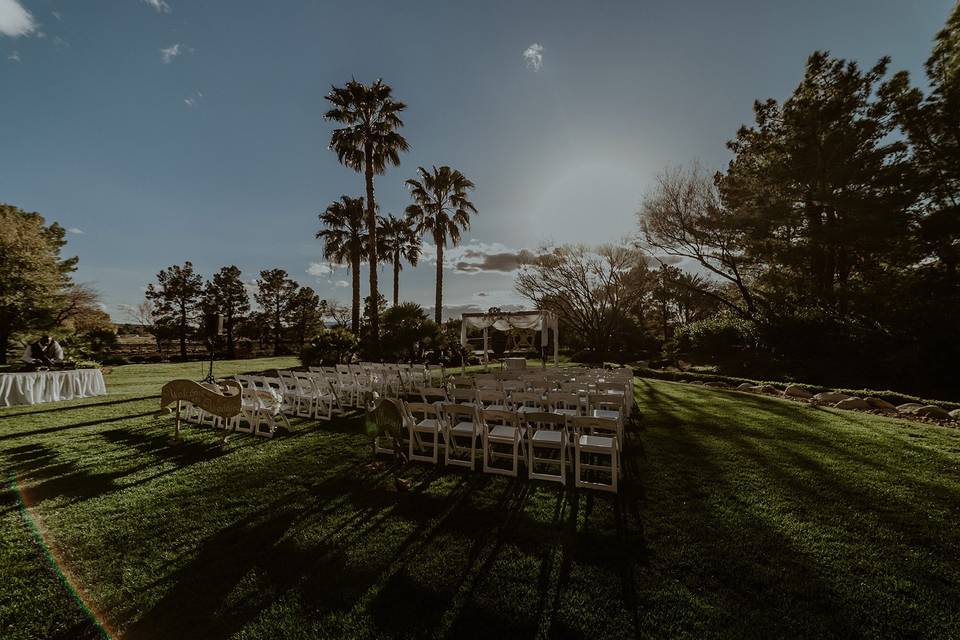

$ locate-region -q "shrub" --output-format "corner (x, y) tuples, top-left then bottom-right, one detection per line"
(300, 327), (358, 367)
(379, 303), (440, 362)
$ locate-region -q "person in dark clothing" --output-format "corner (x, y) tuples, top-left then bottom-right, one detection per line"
(21, 335), (64, 366)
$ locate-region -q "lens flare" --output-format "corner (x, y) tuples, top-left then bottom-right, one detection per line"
(11, 474), (115, 640)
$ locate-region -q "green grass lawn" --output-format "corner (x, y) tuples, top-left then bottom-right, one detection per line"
(1, 358), (959, 639)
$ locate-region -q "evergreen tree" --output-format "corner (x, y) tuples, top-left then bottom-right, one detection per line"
(204, 265), (250, 358)
(254, 269), (298, 356)
(146, 262), (204, 359)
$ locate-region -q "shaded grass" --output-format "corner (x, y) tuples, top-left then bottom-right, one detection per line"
(0, 359), (958, 639)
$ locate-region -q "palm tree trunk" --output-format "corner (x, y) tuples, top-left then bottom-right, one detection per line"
(393, 254), (400, 307)
(226, 311), (235, 358)
(364, 145), (380, 352)
(273, 303), (281, 356)
(351, 251), (361, 334)
(435, 241), (444, 325)
(179, 304), (188, 359)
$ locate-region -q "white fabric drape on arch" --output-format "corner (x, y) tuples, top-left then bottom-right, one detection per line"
(460, 311), (559, 363)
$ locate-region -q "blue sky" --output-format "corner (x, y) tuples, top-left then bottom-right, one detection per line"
(1, 0), (954, 321)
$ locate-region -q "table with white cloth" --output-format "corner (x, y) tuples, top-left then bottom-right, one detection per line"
(0, 369), (107, 407)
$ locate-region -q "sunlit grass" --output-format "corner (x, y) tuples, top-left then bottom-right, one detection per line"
(1, 360), (958, 638)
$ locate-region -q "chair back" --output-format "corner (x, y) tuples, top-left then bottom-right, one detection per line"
(568, 415), (618, 439)
(547, 391), (583, 414)
(508, 391), (541, 411)
(440, 402), (477, 424)
(402, 401), (440, 426)
(522, 411), (567, 432)
(476, 389), (507, 406)
(477, 408), (520, 430)
(449, 388), (478, 405)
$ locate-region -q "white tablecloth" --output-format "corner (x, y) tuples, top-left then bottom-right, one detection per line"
(0, 369), (107, 407)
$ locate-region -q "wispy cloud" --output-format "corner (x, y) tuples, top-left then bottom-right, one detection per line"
(334, 280), (349, 288)
(7, 50), (19, 62)
(307, 262), (336, 278)
(143, 0), (171, 14)
(52, 35), (68, 48)
(523, 43), (544, 72)
(51, 10), (61, 21)
(160, 42), (191, 64)
(67, 227), (84, 235)
(0, 0), (35, 37)
(183, 90), (203, 108)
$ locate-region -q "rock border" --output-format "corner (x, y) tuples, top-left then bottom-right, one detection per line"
(677, 379), (959, 428)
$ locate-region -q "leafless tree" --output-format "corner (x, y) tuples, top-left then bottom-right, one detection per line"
(324, 300), (351, 329)
(121, 298), (163, 352)
(639, 161), (758, 318)
(515, 243), (649, 354)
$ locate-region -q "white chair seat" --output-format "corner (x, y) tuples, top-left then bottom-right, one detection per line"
(488, 425), (523, 441)
(484, 404), (510, 412)
(592, 409), (620, 420)
(413, 418), (441, 432)
(553, 408), (578, 416)
(450, 421), (477, 435)
(532, 430), (564, 444)
(579, 434), (615, 450)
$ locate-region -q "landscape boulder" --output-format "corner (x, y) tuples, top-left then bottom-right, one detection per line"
(865, 397), (898, 414)
(737, 383), (755, 391)
(813, 392), (851, 404)
(783, 385), (813, 399)
(913, 405), (951, 420)
(756, 385), (780, 395)
(897, 403), (925, 414)
(950, 409), (960, 421)
(834, 397), (870, 411)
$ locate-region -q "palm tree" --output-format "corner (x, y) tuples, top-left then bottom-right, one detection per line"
(405, 165), (477, 324)
(325, 79), (409, 351)
(316, 196), (367, 334)
(378, 214), (422, 307)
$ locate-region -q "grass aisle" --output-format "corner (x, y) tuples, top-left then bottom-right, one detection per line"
(1, 360), (958, 639)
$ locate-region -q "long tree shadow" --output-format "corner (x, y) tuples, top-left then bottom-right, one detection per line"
(0, 410), (160, 442)
(0, 394), (157, 419)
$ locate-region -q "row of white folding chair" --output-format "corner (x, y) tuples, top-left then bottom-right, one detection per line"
(276, 370), (338, 420)
(408, 386), (624, 430)
(232, 375), (292, 437)
(398, 402), (619, 491)
(186, 376), (280, 437)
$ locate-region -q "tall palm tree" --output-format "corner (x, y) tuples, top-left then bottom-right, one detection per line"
(378, 214), (422, 307)
(405, 165), (478, 324)
(325, 79), (409, 351)
(316, 196), (367, 334)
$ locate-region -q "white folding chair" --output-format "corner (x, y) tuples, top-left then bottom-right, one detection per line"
(547, 391), (584, 417)
(570, 415), (619, 493)
(449, 388), (478, 406)
(479, 408), (525, 477)
(589, 392), (625, 450)
(441, 403), (480, 470)
(476, 389), (509, 412)
(417, 386), (449, 404)
(403, 401), (443, 464)
(303, 371), (336, 420)
(523, 411), (567, 486)
(509, 391), (545, 414)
